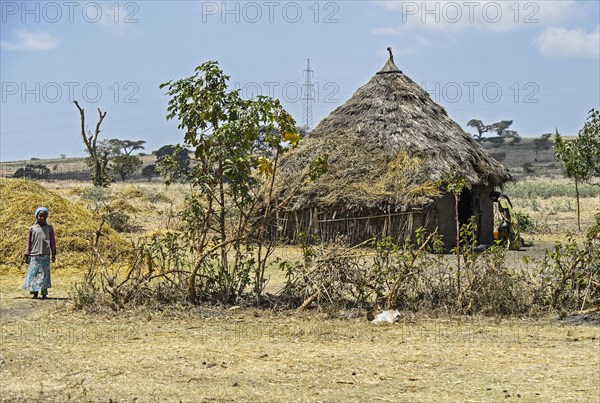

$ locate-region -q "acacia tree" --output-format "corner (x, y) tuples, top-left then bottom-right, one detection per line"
(160, 61), (297, 304)
(554, 109), (600, 230)
(467, 119), (490, 141)
(109, 139), (146, 155)
(74, 101), (111, 187)
(468, 119), (520, 143)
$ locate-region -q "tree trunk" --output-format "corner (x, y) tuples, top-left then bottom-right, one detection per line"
(255, 149), (281, 305)
(455, 193), (461, 301)
(74, 101), (107, 187)
(575, 177), (581, 231)
(218, 160), (230, 302)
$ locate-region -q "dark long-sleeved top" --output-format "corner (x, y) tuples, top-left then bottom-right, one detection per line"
(25, 224), (56, 256)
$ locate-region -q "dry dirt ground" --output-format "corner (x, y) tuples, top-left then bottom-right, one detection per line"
(1, 269), (599, 403)
(1, 180), (599, 402)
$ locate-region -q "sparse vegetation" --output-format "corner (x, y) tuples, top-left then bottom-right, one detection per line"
(1, 119), (599, 403)
(1, 175), (598, 402)
(554, 110), (600, 230)
(504, 181), (600, 199)
(12, 163), (50, 179)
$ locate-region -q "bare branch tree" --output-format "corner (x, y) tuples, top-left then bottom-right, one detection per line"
(74, 100), (109, 186)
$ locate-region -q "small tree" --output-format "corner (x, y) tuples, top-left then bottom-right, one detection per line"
(74, 100), (110, 187)
(554, 109), (600, 230)
(155, 144), (190, 180)
(160, 61), (297, 304)
(491, 120), (513, 137)
(112, 154), (143, 181)
(488, 120), (521, 143)
(141, 164), (159, 181)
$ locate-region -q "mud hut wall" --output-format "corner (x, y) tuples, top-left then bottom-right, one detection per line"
(276, 208), (421, 245)
(425, 187), (495, 248)
(426, 193), (457, 248)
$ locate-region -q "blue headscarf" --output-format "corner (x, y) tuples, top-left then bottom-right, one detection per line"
(34, 207), (49, 224)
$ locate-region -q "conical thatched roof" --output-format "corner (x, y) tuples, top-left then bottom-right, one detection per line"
(273, 53), (512, 213)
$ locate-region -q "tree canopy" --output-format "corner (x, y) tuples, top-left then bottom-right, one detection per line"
(160, 60), (298, 304)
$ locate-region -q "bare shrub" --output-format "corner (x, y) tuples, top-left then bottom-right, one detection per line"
(460, 245), (531, 315)
(71, 213), (599, 316)
(279, 238), (372, 310)
(532, 217), (600, 312)
(280, 222), (556, 316)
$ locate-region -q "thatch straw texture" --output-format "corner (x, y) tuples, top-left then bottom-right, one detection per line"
(273, 57), (511, 213)
(0, 178), (129, 272)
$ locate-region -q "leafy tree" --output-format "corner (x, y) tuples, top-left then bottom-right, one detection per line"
(584, 110), (600, 178)
(491, 120), (513, 137)
(554, 109), (600, 230)
(84, 139), (120, 184)
(468, 119), (520, 142)
(160, 61), (297, 304)
(13, 164), (50, 179)
(487, 120), (521, 142)
(109, 139), (146, 155)
(467, 119), (491, 141)
(74, 101), (110, 187)
(141, 164), (159, 181)
(505, 131), (521, 144)
(154, 144), (190, 180)
(111, 154), (143, 181)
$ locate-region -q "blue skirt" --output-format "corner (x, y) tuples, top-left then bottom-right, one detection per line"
(22, 255), (52, 291)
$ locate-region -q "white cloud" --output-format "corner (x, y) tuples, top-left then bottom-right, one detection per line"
(534, 25), (600, 58)
(372, 27), (402, 35)
(0, 30), (58, 51)
(97, 3), (140, 36)
(372, 0), (582, 34)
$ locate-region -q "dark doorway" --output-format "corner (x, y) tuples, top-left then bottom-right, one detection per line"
(458, 188), (473, 226)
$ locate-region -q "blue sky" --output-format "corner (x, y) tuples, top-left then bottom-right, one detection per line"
(1, 0), (599, 161)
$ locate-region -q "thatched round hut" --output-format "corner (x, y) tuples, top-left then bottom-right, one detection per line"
(272, 50), (512, 247)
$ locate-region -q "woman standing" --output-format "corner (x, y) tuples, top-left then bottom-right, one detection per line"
(489, 191), (522, 250)
(22, 207), (57, 299)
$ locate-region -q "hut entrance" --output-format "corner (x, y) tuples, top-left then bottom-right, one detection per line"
(458, 188), (473, 227)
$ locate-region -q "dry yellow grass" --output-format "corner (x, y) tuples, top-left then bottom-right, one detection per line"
(1, 270), (599, 402)
(0, 179), (130, 275)
(44, 180), (190, 235)
(1, 179), (599, 402)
